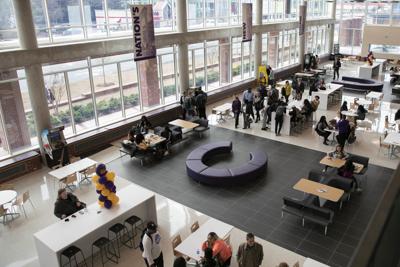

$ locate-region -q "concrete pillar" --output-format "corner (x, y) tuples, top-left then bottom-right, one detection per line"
(13, 0), (51, 155)
(299, 1), (307, 69)
(328, 0), (337, 54)
(254, 0), (263, 75)
(176, 0), (189, 93)
(219, 38), (230, 84)
(138, 58), (160, 107)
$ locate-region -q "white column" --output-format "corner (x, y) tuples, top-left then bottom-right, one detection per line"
(13, 0), (51, 155)
(328, 0), (337, 54)
(299, 0), (307, 69)
(176, 0), (189, 93)
(254, 0), (263, 74)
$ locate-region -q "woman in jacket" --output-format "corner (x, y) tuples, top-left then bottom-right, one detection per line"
(338, 159), (362, 192)
(202, 232), (232, 267)
(315, 116), (332, 145)
(54, 188), (86, 219)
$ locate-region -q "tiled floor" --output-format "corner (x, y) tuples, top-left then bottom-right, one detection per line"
(1, 61), (398, 267)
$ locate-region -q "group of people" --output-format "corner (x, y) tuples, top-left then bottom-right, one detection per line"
(181, 88), (208, 120)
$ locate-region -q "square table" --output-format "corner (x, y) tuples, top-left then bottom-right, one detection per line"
(212, 103), (232, 122)
(169, 119), (199, 130)
(383, 132), (400, 158)
(174, 218), (233, 261)
(49, 158), (97, 182)
(144, 133), (166, 147)
(319, 156), (364, 174)
(293, 178), (344, 202)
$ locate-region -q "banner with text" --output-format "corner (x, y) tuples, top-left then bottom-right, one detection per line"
(131, 5), (156, 61)
(299, 5), (306, 36)
(242, 3), (252, 42)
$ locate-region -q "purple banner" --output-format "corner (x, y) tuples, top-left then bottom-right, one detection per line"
(131, 5), (156, 61)
(242, 3), (252, 42)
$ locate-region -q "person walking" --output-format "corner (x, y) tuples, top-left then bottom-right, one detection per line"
(232, 96), (242, 129)
(333, 57), (341, 80)
(236, 233), (264, 267)
(142, 222), (164, 267)
(275, 101), (287, 136)
(242, 88), (255, 120)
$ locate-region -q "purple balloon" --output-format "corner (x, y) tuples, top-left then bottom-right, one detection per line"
(99, 195), (106, 202)
(98, 176), (107, 184)
(105, 181), (114, 190)
(96, 190), (101, 194)
(104, 200), (112, 209)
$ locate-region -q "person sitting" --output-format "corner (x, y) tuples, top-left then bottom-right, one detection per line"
(327, 145), (349, 159)
(311, 96), (320, 112)
(160, 126), (172, 154)
(339, 101), (348, 119)
(127, 128), (135, 142)
(202, 232), (232, 267)
(338, 159), (362, 192)
(356, 104), (367, 121)
(315, 116), (332, 145)
(139, 116), (152, 134)
(300, 99), (313, 119)
(319, 79), (326, 90)
(54, 188), (86, 219)
(308, 80), (318, 97)
(135, 133), (149, 151)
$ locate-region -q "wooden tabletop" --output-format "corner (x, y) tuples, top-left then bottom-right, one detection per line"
(293, 178), (344, 202)
(320, 156), (364, 174)
(145, 134), (166, 146)
(169, 119), (200, 129)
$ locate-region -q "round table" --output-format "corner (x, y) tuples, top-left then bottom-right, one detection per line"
(0, 190), (17, 206)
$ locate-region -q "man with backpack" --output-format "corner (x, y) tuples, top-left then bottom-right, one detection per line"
(141, 221), (163, 267)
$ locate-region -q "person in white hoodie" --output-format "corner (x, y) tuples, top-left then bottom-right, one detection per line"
(143, 221), (163, 267)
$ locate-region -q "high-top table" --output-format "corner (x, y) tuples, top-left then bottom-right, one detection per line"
(358, 62), (380, 79)
(49, 158), (97, 182)
(34, 183), (157, 267)
(383, 132), (400, 158)
(311, 83), (343, 110)
(174, 218), (233, 261)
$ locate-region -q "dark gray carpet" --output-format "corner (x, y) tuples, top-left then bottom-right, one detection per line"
(107, 126), (393, 267)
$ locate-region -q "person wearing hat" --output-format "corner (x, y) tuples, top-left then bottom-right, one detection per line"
(143, 221), (163, 267)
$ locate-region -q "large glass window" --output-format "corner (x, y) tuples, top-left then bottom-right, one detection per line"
(0, 0), (17, 47)
(120, 60), (140, 117)
(231, 37), (242, 82)
(206, 42), (220, 91)
(190, 43), (205, 88)
(159, 48), (177, 104)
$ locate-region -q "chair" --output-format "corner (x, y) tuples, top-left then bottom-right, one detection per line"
(379, 136), (390, 158)
(350, 155), (369, 187)
(79, 164), (96, 185)
(0, 205), (14, 224)
(190, 221), (199, 233)
(124, 215), (145, 248)
(172, 234), (183, 257)
(59, 245), (88, 267)
(12, 191), (34, 218)
(60, 173), (78, 191)
(108, 223), (133, 258)
(223, 234), (231, 246)
(193, 119), (209, 138)
(91, 237), (118, 267)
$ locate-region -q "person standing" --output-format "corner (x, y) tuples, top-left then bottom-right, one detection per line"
(261, 96), (269, 131)
(268, 65), (275, 86)
(254, 91), (263, 123)
(143, 222), (164, 267)
(232, 96), (242, 129)
(202, 232), (232, 267)
(275, 101), (287, 136)
(336, 116), (350, 148)
(333, 58), (341, 80)
(243, 101), (253, 129)
(196, 89), (208, 119)
(242, 88), (255, 120)
(282, 80), (292, 103)
(236, 233), (264, 267)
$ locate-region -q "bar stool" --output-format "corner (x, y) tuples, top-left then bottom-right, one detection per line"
(59, 245), (88, 267)
(124, 215), (145, 248)
(91, 237), (118, 267)
(108, 223), (133, 258)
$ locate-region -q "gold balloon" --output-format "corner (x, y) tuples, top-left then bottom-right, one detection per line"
(92, 174), (99, 183)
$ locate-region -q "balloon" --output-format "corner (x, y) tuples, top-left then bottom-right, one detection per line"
(98, 200), (104, 207)
(104, 200), (112, 209)
(92, 174), (100, 183)
(98, 176), (107, 184)
(99, 195), (106, 202)
(93, 164), (118, 209)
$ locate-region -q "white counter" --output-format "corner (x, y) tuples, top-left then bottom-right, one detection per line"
(34, 183), (157, 267)
(358, 62), (380, 79)
(311, 83), (343, 110)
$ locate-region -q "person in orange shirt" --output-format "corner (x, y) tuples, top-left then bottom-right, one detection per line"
(201, 232), (232, 267)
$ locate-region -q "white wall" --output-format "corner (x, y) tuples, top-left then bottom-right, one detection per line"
(362, 25), (400, 60)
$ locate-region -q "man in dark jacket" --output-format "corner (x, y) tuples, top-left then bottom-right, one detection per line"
(54, 188), (85, 219)
(232, 96), (242, 129)
(236, 233), (264, 267)
(196, 89), (208, 119)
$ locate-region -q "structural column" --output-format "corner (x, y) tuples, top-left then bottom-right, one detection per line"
(13, 0), (51, 155)
(328, 0), (337, 54)
(176, 0), (189, 93)
(254, 0), (263, 74)
(298, 0), (307, 69)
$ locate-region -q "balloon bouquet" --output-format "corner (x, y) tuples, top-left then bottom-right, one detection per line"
(92, 163), (119, 209)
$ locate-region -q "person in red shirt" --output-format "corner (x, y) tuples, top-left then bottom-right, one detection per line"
(201, 232), (232, 267)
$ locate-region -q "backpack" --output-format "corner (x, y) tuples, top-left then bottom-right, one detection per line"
(139, 229), (153, 252)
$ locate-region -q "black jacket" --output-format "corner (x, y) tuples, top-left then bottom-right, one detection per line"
(54, 193), (85, 219)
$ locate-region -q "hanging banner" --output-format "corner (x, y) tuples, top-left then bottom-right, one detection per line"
(299, 5), (306, 36)
(242, 3), (252, 42)
(131, 5), (156, 61)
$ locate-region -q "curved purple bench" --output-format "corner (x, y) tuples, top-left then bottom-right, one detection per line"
(331, 76), (383, 92)
(186, 141), (268, 186)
